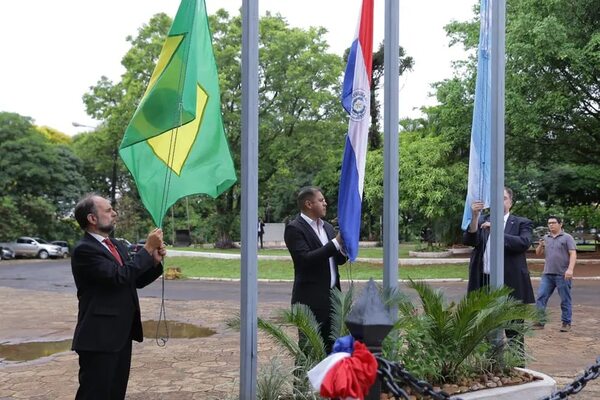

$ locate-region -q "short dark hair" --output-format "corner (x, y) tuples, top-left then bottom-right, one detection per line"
(504, 187), (514, 202)
(297, 186), (321, 210)
(548, 215), (562, 224)
(74, 193), (99, 230)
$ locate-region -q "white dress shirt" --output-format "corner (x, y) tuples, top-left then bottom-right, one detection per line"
(89, 232), (112, 252)
(483, 213), (509, 274)
(301, 213), (340, 288)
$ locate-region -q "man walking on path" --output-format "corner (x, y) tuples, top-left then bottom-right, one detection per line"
(534, 216), (577, 332)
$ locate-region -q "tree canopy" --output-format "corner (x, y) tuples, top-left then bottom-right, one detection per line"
(0, 112), (86, 241)
(418, 0), (600, 234)
(5, 0), (598, 244)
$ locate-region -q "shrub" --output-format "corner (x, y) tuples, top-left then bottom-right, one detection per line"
(383, 279), (538, 384)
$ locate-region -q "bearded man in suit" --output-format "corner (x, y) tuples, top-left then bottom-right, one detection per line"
(71, 193), (166, 399)
(284, 186), (347, 353)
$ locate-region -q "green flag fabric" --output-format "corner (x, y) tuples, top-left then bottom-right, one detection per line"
(119, 0), (236, 227)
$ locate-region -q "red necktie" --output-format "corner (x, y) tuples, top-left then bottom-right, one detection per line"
(103, 238), (123, 266)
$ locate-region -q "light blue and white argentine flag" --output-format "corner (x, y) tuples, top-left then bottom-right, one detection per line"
(462, 0), (492, 230)
(338, 0), (373, 261)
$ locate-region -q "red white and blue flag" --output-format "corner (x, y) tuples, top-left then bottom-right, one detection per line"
(338, 0), (374, 261)
(307, 336), (378, 399)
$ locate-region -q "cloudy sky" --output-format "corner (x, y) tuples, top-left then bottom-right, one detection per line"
(0, 0), (476, 136)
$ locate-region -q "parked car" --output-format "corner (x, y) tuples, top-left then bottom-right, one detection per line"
(0, 237), (63, 259)
(51, 241), (70, 258)
(128, 239), (146, 256)
(1, 246), (15, 260)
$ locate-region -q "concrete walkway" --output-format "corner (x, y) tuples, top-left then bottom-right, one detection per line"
(1, 283), (599, 399)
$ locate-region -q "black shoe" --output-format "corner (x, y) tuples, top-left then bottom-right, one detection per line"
(532, 322), (545, 330)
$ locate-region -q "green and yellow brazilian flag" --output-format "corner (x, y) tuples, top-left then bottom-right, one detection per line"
(119, 0), (236, 227)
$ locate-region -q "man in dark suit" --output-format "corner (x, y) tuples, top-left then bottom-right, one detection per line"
(463, 187), (534, 359)
(71, 194), (166, 400)
(284, 186), (347, 353)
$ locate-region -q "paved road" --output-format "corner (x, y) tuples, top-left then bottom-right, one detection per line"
(1, 259), (598, 306)
(1, 259), (599, 399)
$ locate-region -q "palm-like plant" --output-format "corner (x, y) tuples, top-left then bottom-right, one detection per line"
(386, 279), (539, 383)
(259, 287), (355, 363)
(227, 285), (356, 398)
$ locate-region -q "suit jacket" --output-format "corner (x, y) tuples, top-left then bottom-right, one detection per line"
(71, 233), (163, 352)
(284, 214), (347, 313)
(463, 214), (535, 303)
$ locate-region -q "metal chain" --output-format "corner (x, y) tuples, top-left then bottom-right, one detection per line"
(376, 356), (462, 400)
(539, 357), (600, 400)
(376, 356), (600, 400)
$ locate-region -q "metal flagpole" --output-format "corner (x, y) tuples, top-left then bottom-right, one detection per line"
(490, 0), (506, 290)
(240, 0), (259, 398)
(383, 0), (400, 294)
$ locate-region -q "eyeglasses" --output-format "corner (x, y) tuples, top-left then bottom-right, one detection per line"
(547, 221), (559, 225)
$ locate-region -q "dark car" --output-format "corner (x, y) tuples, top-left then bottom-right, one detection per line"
(128, 239), (146, 256)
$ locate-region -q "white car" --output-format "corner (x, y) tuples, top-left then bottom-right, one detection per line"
(51, 241), (70, 258)
(0, 237), (63, 259)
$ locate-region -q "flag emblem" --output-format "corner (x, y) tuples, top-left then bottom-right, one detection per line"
(350, 89), (368, 121)
(337, 0), (373, 261)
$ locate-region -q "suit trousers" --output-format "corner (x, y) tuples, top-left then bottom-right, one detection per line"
(75, 341), (132, 400)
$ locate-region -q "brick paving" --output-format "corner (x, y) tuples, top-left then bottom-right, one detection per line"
(0, 284), (599, 399)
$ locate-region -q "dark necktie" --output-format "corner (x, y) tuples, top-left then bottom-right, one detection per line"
(103, 238), (123, 266)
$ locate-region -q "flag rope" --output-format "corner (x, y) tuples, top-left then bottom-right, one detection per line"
(119, 0), (237, 346)
(153, 0), (193, 346)
(344, 261), (354, 286)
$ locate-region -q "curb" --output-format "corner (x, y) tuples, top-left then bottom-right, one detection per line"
(186, 276), (600, 282)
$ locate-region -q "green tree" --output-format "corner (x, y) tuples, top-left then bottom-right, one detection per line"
(0, 197), (33, 241)
(366, 43), (414, 150)
(79, 10), (416, 244)
(80, 13), (173, 208)
(210, 10), (350, 241)
(80, 11), (347, 244)
(431, 0), (600, 227)
(36, 126), (71, 145)
(364, 130), (466, 244)
(0, 112), (87, 239)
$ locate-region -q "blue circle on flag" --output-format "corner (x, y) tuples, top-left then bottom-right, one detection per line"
(350, 89), (368, 121)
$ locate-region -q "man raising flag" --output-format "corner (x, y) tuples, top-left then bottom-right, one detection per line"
(338, 0), (374, 261)
(461, 0), (492, 230)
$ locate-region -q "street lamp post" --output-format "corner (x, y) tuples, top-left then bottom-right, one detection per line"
(72, 122), (97, 129)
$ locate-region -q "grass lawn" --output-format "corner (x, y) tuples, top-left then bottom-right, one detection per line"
(169, 244), (421, 258)
(164, 256), (469, 280)
(577, 244), (598, 251)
